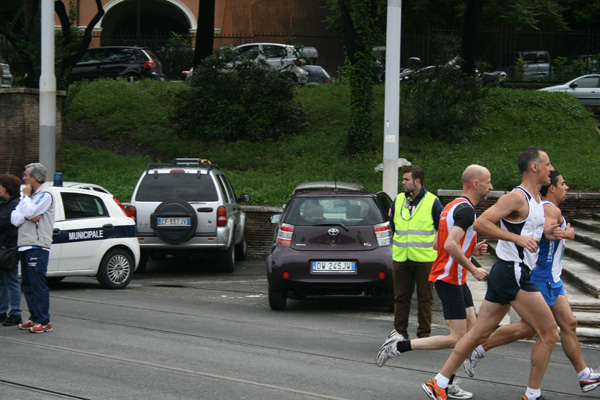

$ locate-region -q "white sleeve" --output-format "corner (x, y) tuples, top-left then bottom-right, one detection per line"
(11, 192), (53, 227)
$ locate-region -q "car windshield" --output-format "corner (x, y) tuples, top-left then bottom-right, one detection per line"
(135, 173), (218, 202)
(283, 196), (385, 226)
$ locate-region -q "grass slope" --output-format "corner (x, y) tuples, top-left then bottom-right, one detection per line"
(62, 79), (600, 204)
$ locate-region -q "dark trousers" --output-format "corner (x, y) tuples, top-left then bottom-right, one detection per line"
(20, 248), (51, 324)
(392, 260), (433, 338)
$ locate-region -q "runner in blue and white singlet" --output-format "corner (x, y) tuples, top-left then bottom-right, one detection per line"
(533, 200), (566, 283)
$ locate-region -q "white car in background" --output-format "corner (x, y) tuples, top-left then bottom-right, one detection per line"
(234, 43), (318, 84)
(538, 74), (600, 105)
(20, 183), (140, 289)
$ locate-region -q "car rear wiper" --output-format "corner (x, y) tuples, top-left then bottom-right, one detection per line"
(313, 223), (349, 232)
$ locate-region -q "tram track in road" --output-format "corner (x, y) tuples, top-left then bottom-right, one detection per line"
(6, 292), (598, 400)
(0, 378), (91, 399)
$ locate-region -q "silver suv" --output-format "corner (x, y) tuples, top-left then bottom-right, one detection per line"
(128, 158), (250, 273)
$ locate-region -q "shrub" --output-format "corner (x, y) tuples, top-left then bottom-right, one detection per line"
(172, 49), (306, 142)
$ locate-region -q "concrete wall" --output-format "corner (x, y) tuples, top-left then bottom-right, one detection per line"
(0, 88), (64, 176)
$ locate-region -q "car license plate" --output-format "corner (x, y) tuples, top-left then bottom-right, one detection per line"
(311, 261), (356, 273)
(157, 217), (191, 227)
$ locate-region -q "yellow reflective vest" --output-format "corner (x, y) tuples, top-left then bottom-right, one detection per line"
(392, 191), (438, 262)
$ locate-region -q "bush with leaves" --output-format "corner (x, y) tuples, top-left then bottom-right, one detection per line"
(400, 62), (489, 143)
(172, 48), (305, 142)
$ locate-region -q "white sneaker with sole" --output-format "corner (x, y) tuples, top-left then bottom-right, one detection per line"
(448, 380), (473, 399)
(463, 348), (484, 377)
(375, 333), (404, 367)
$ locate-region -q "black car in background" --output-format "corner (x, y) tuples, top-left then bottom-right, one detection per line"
(267, 189), (394, 311)
(69, 46), (165, 83)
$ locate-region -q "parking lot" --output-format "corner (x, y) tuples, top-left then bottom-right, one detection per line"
(1, 257), (599, 399)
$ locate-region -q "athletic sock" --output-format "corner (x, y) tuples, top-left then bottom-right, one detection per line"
(475, 344), (486, 356)
(525, 387), (541, 400)
(397, 339), (412, 353)
(578, 367), (592, 381)
(434, 373), (450, 390)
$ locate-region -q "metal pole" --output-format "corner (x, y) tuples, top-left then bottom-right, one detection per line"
(382, 0), (402, 199)
(40, 0), (56, 177)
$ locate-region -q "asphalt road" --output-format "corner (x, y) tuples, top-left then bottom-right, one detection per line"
(1, 257), (599, 400)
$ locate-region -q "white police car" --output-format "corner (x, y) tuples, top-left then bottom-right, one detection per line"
(34, 183), (140, 289)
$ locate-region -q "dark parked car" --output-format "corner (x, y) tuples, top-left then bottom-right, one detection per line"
(266, 189), (394, 310)
(305, 65), (332, 86)
(70, 46), (165, 83)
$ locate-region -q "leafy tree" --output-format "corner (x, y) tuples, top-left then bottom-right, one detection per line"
(172, 48), (305, 142)
(326, 0), (386, 154)
(0, 0), (104, 90)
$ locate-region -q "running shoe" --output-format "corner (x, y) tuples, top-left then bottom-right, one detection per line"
(580, 367), (600, 392)
(521, 396), (544, 400)
(375, 332), (404, 367)
(422, 378), (448, 400)
(386, 328), (399, 340)
(30, 322), (53, 333)
(18, 320), (36, 330)
(463, 348), (484, 377)
(447, 380), (473, 399)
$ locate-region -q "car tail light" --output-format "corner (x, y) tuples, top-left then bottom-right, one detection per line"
(277, 223), (294, 246)
(113, 197), (134, 220)
(144, 60), (156, 69)
(217, 206), (227, 227)
(170, 169), (185, 174)
(324, 78), (332, 84)
(374, 222), (391, 246)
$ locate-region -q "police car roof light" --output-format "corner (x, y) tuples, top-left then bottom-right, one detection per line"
(54, 172), (63, 187)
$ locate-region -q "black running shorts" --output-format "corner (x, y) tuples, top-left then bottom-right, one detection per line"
(434, 281), (474, 320)
(485, 260), (539, 305)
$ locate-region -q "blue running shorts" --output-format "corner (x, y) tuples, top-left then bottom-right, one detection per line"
(531, 279), (565, 306)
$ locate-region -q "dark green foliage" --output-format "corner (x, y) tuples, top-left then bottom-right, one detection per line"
(172, 49), (305, 142)
(400, 63), (489, 143)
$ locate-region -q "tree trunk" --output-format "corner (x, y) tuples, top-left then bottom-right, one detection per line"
(461, 0), (485, 76)
(193, 0), (215, 68)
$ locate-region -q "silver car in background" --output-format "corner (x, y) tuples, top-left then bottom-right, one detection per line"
(538, 74), (600, 105)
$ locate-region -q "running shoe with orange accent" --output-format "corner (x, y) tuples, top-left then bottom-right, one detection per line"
(422, 378), (448, 400)
(521, 396), (544, 400)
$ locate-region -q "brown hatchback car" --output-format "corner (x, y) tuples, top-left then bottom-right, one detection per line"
(266, 189), (394, 310)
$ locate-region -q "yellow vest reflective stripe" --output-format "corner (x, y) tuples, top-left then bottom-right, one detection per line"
(392, 192), (438, 262)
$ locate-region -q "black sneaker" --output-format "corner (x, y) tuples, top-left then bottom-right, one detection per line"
(3, 314), (22, 326)
(0, 313), (7, 323)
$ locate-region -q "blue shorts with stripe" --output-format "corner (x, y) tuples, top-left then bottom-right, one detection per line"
(531, 279), (565, 306)
(485, 259), (539, 305)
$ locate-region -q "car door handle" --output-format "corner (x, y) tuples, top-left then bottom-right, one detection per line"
(53, 228), (61, 235)
(197, 207), (213, 212)
(103, 224), (114, 230)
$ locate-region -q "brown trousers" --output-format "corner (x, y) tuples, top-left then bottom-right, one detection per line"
(392, 260), (433, 338)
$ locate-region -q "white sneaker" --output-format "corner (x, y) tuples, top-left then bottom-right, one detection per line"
(386, 328), (399, 340)
(463, 348), (484, 377)
(448, 380), (473, 399)
(580, 367), (600, 392)
(375, 333), (404, 367)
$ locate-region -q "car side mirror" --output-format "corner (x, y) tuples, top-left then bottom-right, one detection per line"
(269, 214), (281, 224)
(238, 193), (250, 203)
(569, 82), (578, 89)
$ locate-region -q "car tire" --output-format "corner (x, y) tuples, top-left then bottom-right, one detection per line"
(136, 250), (149, 273)
(97, 248), (134, 289)
(217, 244), (235, 273)
(268, 286), (287, 310)
(151, 199), (198, 244)
(235, 228), (247, 261)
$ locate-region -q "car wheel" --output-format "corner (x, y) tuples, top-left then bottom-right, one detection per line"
(268, 286), (287, 310)
(217, 244), (235, 273)
(235, 228), (247, 261)
(136, 250), (149, 273)
(124, 74), (140, 83)
(97, 248), (134, 289)
(151, 199), (198, 244)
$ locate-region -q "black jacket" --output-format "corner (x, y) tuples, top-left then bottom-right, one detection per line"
(0, 195), (20, 247)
